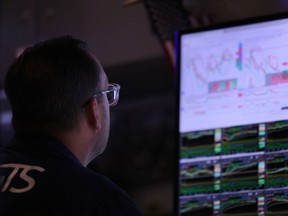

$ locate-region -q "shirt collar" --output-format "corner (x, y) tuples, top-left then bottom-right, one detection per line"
(10, 132), (83, 167)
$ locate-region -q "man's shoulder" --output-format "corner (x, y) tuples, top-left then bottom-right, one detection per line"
(0, 137), (144, 216)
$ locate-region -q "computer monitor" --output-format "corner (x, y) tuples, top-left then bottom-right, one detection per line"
(176, 12), (288, 216)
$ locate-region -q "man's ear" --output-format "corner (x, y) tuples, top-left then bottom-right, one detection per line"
(83, 98), (101, 130)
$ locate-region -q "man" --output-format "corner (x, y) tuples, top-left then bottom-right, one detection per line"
(0, 36), (143, 215)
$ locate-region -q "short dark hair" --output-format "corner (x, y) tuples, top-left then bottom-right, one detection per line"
(4, 36), (102, 134)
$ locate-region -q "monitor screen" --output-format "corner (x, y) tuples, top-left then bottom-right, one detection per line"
(176, 12), (288, 216)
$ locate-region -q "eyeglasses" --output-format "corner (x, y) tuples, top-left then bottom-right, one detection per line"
(82, 83), (121, 107)
(95, 83), (120, 106)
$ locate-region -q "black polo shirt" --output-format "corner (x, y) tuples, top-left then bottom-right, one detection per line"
(0, 133), (143, 216)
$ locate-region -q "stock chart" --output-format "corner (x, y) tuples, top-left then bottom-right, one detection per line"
(178, 14), (288, 216)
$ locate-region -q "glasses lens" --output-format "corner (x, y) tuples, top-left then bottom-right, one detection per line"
(107, 89), (116, 105)
(107, 84), (120, 106)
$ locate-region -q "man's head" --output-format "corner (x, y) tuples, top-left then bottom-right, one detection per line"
(5, 36), (105, 135)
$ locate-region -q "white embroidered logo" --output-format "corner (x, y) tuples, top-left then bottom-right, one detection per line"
(0, 163), (45, 193)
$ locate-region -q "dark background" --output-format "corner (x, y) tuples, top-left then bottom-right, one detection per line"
(0, 1), (288, 215)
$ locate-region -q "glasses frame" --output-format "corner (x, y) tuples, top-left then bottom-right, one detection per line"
(82, 83), (120, 107)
